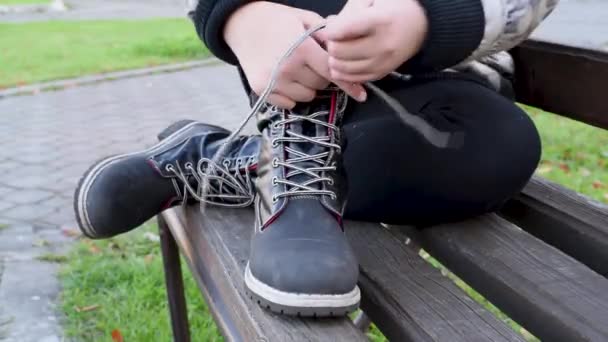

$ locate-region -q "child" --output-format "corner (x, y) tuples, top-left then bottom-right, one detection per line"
(74, 0), (558, 316)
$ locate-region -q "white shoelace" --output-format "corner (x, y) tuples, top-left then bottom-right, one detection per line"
(195, 22), (462, 212)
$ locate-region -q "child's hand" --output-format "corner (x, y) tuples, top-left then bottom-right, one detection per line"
(224, 2), (367, 109)
(322, 0), (428, 83)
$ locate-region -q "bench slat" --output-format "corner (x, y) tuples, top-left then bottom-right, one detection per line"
(401, 214), (608, 341)
(501, 176), (608, 277)
(161, 207), (368, 342)
(347, 221), (524, 342)
(511, 40), (608, 129)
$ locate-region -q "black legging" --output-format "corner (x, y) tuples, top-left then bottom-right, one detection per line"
(342, 77), (541, 226)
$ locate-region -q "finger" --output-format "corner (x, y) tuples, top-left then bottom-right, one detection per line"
(296, 9), (326, 31)
(267, 93), (296, 110)
(327, 35), (376, 60)
(329, 56), (376, 75)
(275, 81), (317, 103)
(294, 66), (331, 90)
(331, 70), (381, 83)
(325, 8), (376, 40)
(303, 40), (368, 102)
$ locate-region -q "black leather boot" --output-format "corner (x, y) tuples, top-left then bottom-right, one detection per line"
(245, 90), (360, 317)
(74, 120), (260, 239)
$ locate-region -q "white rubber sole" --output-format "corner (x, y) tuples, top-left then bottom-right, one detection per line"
(244, 263), (360, 317)
(75, 121), (203, 237)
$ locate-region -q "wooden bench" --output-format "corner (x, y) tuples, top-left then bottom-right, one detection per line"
(156, 39), (608, 341)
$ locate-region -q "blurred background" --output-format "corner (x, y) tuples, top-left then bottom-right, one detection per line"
(0, 0), (606, 341)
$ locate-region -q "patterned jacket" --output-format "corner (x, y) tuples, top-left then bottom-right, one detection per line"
(190, 0), (560, 95)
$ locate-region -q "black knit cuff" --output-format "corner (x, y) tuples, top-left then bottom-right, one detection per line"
(399, 0), (485, 73)
(192, 0), (247, 65)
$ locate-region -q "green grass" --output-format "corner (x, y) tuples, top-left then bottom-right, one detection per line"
(60, 224), (222, 341)
(0, 19), (210, 88)
(0, 0), (47, 5)
(525, 106), (608, 203)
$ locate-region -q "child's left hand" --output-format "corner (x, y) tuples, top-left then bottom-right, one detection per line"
(321, 0), (428, 83)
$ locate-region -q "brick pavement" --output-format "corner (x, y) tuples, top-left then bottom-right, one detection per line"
(0, 63), (253, 341)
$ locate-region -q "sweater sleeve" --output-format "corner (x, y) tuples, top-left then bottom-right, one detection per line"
(191, 0), (486, 71)
(192, 0), (557, 73)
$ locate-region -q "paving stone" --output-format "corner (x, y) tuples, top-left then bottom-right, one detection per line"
(0, 63), (247, 341)
(6, 189), (54, 205)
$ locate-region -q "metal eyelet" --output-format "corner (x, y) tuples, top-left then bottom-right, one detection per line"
(272, 177), (278, 186)
(327, 178), (334, 185)
(272, 123), (281, 129)
(272, 196), (278, 204)
(272, 158), (279, 168)
(185, 162), (193, 169)
(271, 139), (278, 148)
(165, 164), (174, 172)
(222, 159), (230, 167)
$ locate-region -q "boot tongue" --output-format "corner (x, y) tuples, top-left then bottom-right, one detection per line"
(285, 95), (333, 191)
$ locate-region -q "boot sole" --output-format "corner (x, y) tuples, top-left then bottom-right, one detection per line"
(74, 121), (205, 238)
(244, 263), (360, 317)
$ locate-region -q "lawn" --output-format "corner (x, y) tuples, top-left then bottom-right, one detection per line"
(60, 223), (223, 341)
(0, 19), (210, 88)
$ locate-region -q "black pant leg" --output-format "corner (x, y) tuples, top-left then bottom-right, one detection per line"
(341, 78), (541, 226)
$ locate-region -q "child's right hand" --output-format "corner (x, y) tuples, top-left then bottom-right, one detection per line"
(224, 2), (367, 109)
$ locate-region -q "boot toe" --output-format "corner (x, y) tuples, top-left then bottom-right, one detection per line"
(249, 238), (359, 295)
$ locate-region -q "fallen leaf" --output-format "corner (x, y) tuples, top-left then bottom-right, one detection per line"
(536, 166), (553, 174)
(558, 163), (570, 173)
(579, 168), (591, 177)
(111, 329), (124, 342)
(593, 181), (605, 189)
(89, 245), (101, 254)
(74, 304), (100, 313)
(61, 227), (81, 237)
(144, 254), (154, 264)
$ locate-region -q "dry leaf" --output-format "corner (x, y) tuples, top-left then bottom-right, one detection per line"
(558, 163), (570, 173)
(111, 329), (124, 342)
(89, 245), (101, 254)
(74, 304), (100, 313)
(61, 227), (81, 237)
(593, 181), (605, 189)
(144, 254), (154, 264)
(536, 166), (552, 174)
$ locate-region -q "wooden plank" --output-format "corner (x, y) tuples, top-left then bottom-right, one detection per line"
(501, 176), (608, 277)
(347, 221), (524, 342)
(160, 207), (368, 342)
(511, 39), (608, 130)
(401, 214), (608, 341)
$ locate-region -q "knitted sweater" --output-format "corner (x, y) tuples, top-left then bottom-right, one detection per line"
(188, 0), (559, 94)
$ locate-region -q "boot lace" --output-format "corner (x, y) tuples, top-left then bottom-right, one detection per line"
(268, 93), (347, 202)
(164, 156), (255, 208)
(197, 22), (462, 210)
